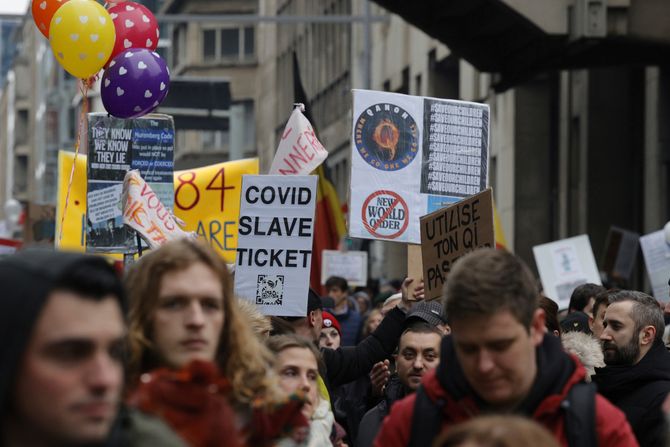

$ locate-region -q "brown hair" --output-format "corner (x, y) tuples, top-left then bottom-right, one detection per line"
(266, 334), (325, 374)
(444, 249), (539, 330)
(434, 415), (560, 447)
(539, 295), (560, 335)
(125, 238), (279, 406)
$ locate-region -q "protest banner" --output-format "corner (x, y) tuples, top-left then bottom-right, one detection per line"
(269, 106), (328, 175)
(320, 250), (368, 287)
(174, 158), (258, 263)
(349, 89), (490, 243)
(56, 150), (87, 252)
(601, 226), (639, 284)
(234, 175), (317, 316)
(640, 230), (670, 302)
(533, 234), (601, 309)
(56, 150), (258, 262)
(420, 188), (494, 301)
(122, 170), (195, 248)
(87, 113), (174, 253)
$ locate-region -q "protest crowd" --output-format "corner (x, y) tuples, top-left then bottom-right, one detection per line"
(3, 239), (670, 447)
(3, 2), (670, 446)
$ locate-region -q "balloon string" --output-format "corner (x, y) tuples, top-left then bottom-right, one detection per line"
(58, 79), (91, 246)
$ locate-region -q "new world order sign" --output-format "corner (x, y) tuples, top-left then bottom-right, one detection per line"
(349, 90), (490, 244)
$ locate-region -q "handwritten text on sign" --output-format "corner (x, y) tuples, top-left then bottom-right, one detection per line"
(122, 170), (194, 249)
(269, 107), (328, 175)
(234, 175), (317, 317)
(420, 188), (494, 301)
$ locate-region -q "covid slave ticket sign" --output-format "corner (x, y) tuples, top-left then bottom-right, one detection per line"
(420, 188), (494, 301)
(233, 175), (317, 317)
(349, 89), (489, 243)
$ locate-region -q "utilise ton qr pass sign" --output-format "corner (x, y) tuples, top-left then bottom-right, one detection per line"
(233, 175), (317, 317)
(420, 188), (495, 301)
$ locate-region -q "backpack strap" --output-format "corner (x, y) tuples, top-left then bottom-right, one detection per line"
(408, 385), (444, 447)
(561, 381), (597, 447)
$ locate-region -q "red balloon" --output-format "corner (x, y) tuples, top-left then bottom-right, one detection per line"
(32, 0), (70, 38)
(107, 1), (159, 66)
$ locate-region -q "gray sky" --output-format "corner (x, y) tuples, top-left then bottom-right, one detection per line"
(0, 0), (29, 16)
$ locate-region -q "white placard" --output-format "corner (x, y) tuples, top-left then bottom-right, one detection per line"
(234, 175), (317, 316)
(640, 230), (670, 302)
(533, 234), (601, 310)
(87, 184), (123, 224)
(321, 250), (368, 287)
(348, 89), (490, 243)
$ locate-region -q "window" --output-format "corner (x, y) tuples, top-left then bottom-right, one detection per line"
(203, 29), (216, 58)
(221, 29), (239, 57)
(201, 26), (255, 63)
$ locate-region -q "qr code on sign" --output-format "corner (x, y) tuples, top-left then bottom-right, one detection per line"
(256, 275), (284, 306)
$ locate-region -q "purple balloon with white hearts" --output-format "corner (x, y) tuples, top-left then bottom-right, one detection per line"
(101, 48), (170, 119)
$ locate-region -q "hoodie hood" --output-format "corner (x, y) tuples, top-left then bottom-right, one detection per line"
(421, 333), (585, 421)
(0, 249), (114, 423)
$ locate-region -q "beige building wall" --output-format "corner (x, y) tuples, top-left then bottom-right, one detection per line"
(163, 0), (258, 165)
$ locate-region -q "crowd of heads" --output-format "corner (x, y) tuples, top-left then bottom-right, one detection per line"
(2, 242), (670, 447)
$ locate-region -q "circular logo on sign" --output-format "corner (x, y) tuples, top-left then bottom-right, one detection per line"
(361, 190), (409, 239)
(354, 103), (419, 171)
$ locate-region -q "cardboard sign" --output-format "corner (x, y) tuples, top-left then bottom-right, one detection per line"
(86, 113), (175, 253)
(533, 235), (602, 309)
(234, 175), (317, 316)
(640, 230), (670, 302)
(56, 150), (258, 262)
(321, 250), (368, 287)
(269, 107), (328, 175)
(122, 170), (195, 248)
(349, 89), (490, 243)
(420, 188), (494, 301)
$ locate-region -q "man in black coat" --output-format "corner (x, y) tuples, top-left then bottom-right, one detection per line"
(356, 320), (442, 447)
(592, 290), (670, 447)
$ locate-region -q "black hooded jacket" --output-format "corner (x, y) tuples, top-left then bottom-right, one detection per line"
(593, 340), (670, 447)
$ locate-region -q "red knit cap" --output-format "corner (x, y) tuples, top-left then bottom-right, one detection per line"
(321, 311), (341, 336)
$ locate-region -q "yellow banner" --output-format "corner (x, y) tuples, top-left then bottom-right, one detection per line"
(56, 151), (87, 252)
(56, 150), (259, 262)
(173, 158), (259, 262)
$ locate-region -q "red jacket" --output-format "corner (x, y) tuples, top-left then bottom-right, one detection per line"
(374, 336), (638, 447)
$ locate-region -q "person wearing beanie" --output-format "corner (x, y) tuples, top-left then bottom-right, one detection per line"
(320, 311), (342, 350)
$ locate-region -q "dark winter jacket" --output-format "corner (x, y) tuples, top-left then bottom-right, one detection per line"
(322, 306), (405, 389)
(374, 334), (638, 447)
(356, 376), (408, 447)
(593, 340), (670, 447)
